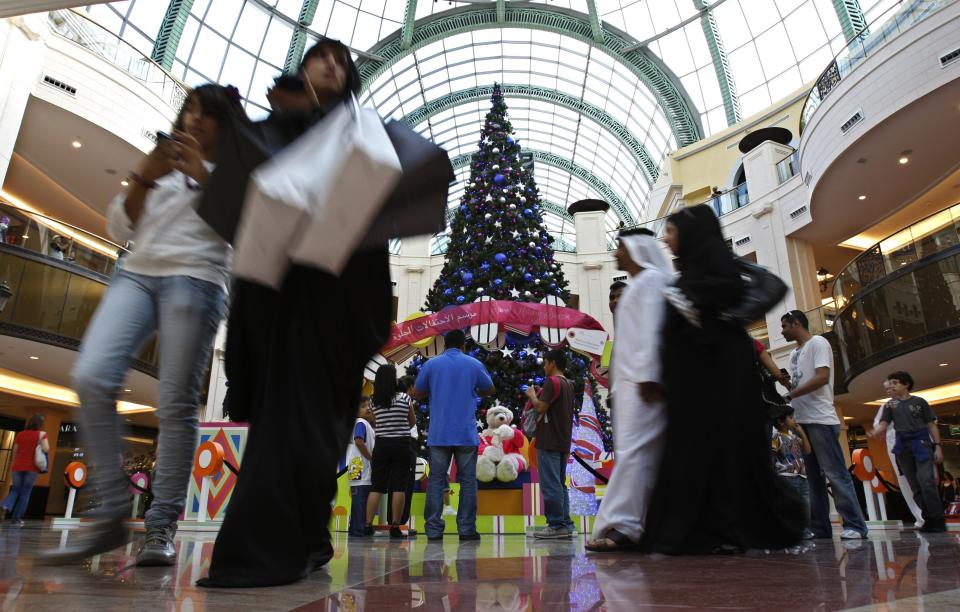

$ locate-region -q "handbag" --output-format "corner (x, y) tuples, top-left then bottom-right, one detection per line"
(357, 120), (453, 247)
(720, 259), (788, 325)
(232, 98), (402, 287)
(522, 377), (559, 439)
(34, 432), (48, 473)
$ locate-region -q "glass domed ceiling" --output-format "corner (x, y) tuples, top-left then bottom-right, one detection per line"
(79, 0), (901, 249)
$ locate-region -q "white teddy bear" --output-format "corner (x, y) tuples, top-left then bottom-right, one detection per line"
(476, 405), (527, 483)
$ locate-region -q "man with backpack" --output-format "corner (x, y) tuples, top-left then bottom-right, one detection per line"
(524, 349), (576, 539)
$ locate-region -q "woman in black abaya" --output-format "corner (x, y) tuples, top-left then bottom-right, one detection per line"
(198, 39), (392, 587)
(639, 205), (803, 555)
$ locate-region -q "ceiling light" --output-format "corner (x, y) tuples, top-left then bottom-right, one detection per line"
(858, 195), (866, 200)
(898, 157), (909, 164)
(124, 388), (131, 392)
(120, 179), (129, 187)
(71, 140), (82, 149)
(0, 367), (155, 413)
(843, 416), (854, 420)
(28, 356), (39, 360)
(940, 363), (949, 367)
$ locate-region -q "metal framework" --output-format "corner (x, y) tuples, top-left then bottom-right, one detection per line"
(284, 0), (321, 74)
(585, 0), (604, 43)
(401, 84), (659, 185)
(151, 0), (194, 70)
(401, 0), (418, 49)
(693, 0), (741, 127)
(355, 3), (703, 147)
(450, 150), (634, 225)
(832, 0), (870, 42)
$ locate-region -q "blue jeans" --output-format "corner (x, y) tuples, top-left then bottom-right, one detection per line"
(349, 485), (371, 536)
(72, 271), (225, 528)
(2, 471), (39, 520)
(536, 449), (574, 531)
(803, 424), (868, 537)
(425, 446), (477, 537)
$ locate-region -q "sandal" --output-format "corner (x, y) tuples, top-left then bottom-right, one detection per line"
(585, 528), (637, 553)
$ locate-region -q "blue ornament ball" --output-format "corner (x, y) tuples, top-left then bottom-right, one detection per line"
(462, 272), (473, 284)
(520, 384), (529, 392)
(518, 350), (527, 359)
(505, 265), (513, 272)
(523, 208), (533, 217)
(506, 136), (515, 145)
(480, 262), (491, 272)
(493, 278), (503, 286)
(523, 272), (533, 282)
(535, 246), (542, 255)
(443, 288), (453, 296)
(493, 173), (506, 184)
(456, 295), (465, 304)
(494, 252), (507, 264)
(535, 377), (544, 385)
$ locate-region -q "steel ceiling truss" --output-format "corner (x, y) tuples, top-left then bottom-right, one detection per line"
(401, 84), (659, 186)
(356, 3), (703, 147)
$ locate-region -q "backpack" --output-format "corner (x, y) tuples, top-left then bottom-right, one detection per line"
(522, 376), (561, 439)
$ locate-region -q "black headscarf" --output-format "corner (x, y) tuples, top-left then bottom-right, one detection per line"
(667, 204), (743, 313)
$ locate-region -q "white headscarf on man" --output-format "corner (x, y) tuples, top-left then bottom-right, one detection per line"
(619, 232), (674, 276)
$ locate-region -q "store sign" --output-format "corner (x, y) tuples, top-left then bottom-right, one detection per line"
(60, 423), (79, 434)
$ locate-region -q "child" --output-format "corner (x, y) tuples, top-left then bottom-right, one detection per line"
(771, 405), (814, 539)
(347, 398), (375, 537)
(870, 371), (946, 533)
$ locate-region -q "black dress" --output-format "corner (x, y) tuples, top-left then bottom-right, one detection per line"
(198, 108), (392, 587)
(639, 205), (803, 554)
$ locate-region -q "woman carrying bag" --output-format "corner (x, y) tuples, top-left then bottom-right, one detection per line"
(1, 413), (49, 527)
(198, 38), (394, 588)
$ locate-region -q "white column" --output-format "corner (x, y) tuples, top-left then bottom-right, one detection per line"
(0, 16), (46, 185)
(572, 209), (614, 331)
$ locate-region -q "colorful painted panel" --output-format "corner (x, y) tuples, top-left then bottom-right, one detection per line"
(183, 424), (247, 521)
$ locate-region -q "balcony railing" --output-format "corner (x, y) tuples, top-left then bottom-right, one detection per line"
(700, 183), (750, 218)
(832, 202), (960, 307)
(0, 199), (125, 277)
(831, 246), (960, 390)
(799, 0), (948, 134)
(47, 9), (187, 111)
(776, 151), (800, 184)
(0, 202), (157, 375)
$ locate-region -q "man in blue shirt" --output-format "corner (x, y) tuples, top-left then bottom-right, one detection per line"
(412, 329), (496, 540)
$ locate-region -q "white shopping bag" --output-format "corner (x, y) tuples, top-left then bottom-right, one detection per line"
(286, 100), (401, 273)
(233, 100), (402, 287)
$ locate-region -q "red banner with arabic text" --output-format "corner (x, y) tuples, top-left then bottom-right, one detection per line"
(384, 300), (604, 352)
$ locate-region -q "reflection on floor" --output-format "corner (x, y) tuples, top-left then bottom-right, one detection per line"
(2, 523), (960, 610)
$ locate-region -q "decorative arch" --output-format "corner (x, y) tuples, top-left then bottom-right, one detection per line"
(403, 84), (659, 185)
(356, 3), (703, 147)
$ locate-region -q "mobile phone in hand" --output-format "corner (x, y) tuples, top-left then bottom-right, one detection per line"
(156, 130), (176, 143)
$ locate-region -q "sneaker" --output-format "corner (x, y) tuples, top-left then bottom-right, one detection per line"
(389, 526), (406, 539)
(11, 520), (25, 528)
(534, 527), (573, 540)
(459, 533), (481, 542)
(362, 525), (375, 537)
(136, 525), (177, 567)
(840, 529), (863, 540)
(39, 516), (128, 565)
(442, 506), (457, 517)
(802, 529), (816, 540)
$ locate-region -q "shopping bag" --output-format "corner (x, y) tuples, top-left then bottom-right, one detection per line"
(34, 433), (48, 473)
(358, 121), (453, 247)
(286, 100), (402, 273)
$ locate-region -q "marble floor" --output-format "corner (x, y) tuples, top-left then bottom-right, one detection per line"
(1, 523), (959, 611)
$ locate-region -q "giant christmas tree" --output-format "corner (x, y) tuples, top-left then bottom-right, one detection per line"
(407, 84), (612, 454)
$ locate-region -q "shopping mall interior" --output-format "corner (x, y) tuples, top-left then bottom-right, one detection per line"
(0, 0), (959, 609)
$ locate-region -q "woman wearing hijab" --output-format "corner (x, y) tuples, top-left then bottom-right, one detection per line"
(587, 228), (673, 552)
(198, 38), (393, 588)
(639, 205), (803, 555)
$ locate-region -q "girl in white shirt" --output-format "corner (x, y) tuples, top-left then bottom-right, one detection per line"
(46, 84), (246, 567)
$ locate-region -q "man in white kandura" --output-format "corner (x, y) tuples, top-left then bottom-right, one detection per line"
(587, 228), (672, 552)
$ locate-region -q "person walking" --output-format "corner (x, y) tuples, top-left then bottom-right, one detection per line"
(870, 371), (946, 533)
(587, 228), (671, 552)
(365, 365), (416, 538)
(198, 38), (393, 588)
(43, 84), (244, 566)
(874, 380), (925, 529)
(525, 349), (577, 539)
(640, 205), (804, 555)
(412, 329), (496, 541)
(781, 309), (868, 540)
(1, 414), (49, 527)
